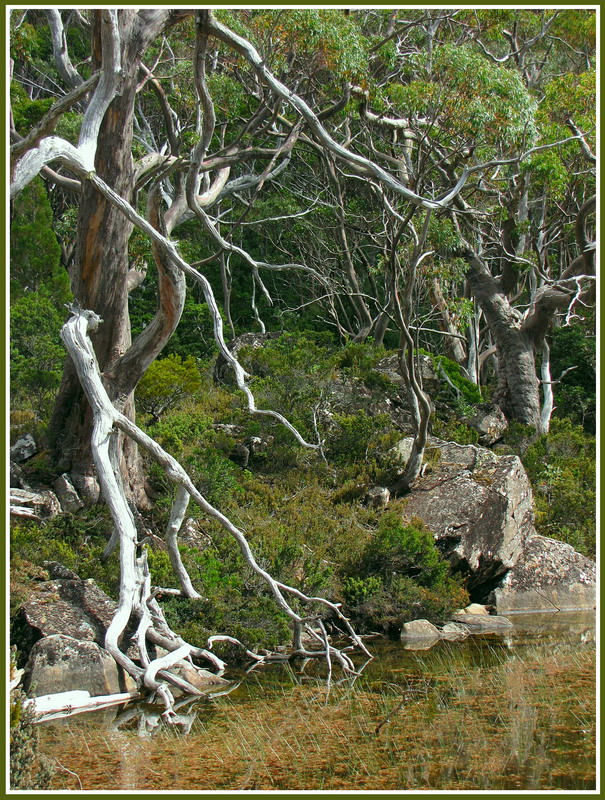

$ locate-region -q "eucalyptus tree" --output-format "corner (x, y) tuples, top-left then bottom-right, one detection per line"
(337, 8), (597, 432)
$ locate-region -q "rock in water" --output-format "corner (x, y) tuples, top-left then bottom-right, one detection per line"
(449, 613), (513, 633)
(23, 635), (134, 697)
(400, 619), (441, 642)
(488, 534), (596, 613)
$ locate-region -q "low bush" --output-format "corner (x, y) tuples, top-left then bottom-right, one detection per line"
(341, 513), (468, 635)
(136, 354), (204, 423)
(10, 648), (54, 789)
(325, 412), (394, 464)
(521, 418), (596, 558)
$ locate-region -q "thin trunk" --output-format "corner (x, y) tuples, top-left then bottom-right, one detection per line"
(430, 278), (467, 364)
(539, 340), (553, 435)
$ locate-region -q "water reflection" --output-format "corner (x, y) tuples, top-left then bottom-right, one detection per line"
(37, 610), (596, 791)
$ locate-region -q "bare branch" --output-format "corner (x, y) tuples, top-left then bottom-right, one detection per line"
(46, 10), (84, 89)
(59, 308), (369, 708)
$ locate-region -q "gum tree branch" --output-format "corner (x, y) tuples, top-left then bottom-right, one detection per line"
(60, 307), (370, 710)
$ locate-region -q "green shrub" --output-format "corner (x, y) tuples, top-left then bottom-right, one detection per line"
(238, 332), (338, 439)
(431, 416), (479, 446)
(522, 418), (595, 558)
(549, 319), (595, 432)
(342, 575), (383, 605)
(433, 354), (482, 405)
(146, 410), (213, 456)
(10, 688), (54, 789)
(136, 354), (203, 422)
(162, 589), (291, 653)
(326, 413), (392, 463)
(10, 646), (53, 789)
(10, 510), (120, 598)
(337, 341), (388, 373)
(361, 514), (449, 587)
(10, 293), (67, 420)
(341, 513), (468, 634)
(10, 177), (68, 304)
(345, 575), (468, 636)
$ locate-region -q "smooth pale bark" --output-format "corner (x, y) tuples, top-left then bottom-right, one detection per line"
(59, 307), (371, 715)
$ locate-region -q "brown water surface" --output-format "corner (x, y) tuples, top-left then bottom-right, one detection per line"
(37, 610), (596, 791)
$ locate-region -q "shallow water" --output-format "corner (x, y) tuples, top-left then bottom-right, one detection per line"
(37, 610), (597, 791)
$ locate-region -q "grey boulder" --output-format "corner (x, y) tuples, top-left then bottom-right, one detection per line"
(17, 568), (137, 657)
(53, 473), (84, 513)
(23, 635), (134, 697)
(400, 438), (534, 595)
(488, 534), (596, 613)
(400, 618), (441, 644)
(10, 433), (37, 463)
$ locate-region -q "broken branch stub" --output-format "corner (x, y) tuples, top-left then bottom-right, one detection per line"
(60, 307), (370, 717)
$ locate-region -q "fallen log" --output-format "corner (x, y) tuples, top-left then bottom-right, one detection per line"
(24, 689), (140, 722)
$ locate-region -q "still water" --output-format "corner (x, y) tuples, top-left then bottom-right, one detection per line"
(37, 611), (597, 791)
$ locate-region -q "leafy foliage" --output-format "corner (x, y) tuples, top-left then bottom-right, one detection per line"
(10, 294), (66, 421)
(522, 419), (596, 558)
(136, 354), (203, 422)
(10, 685), (54, 790)
(10, 177), (68, 303)
(548, 322), (596, 433)
(342, 513), (468, 634)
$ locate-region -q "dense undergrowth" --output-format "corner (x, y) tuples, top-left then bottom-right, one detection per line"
(10, 328), (596, 660)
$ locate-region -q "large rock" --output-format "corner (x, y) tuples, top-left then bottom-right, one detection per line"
(10, 433), (37, 463)
(23, 635), (133, 697)
(440, 622), (470, 641)
(461, 403), (508, 446)
(449, 613), (513, 633)
(400, 438), (534, 595)
(17, 567), (137, 657)
(488, 535), (597, 613)
(400, 618), (441, 643)
(53, 473), (84, 513)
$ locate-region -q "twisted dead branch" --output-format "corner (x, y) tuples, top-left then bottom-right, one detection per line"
(60, 307), (371, 719)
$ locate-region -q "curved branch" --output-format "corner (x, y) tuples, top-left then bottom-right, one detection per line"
(202, 13), (454, 211)
(46, 10), (84, 89)
(104, 176), (186, 397)
(10, 72), (99, 163)
(61, 308), (368, 694)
